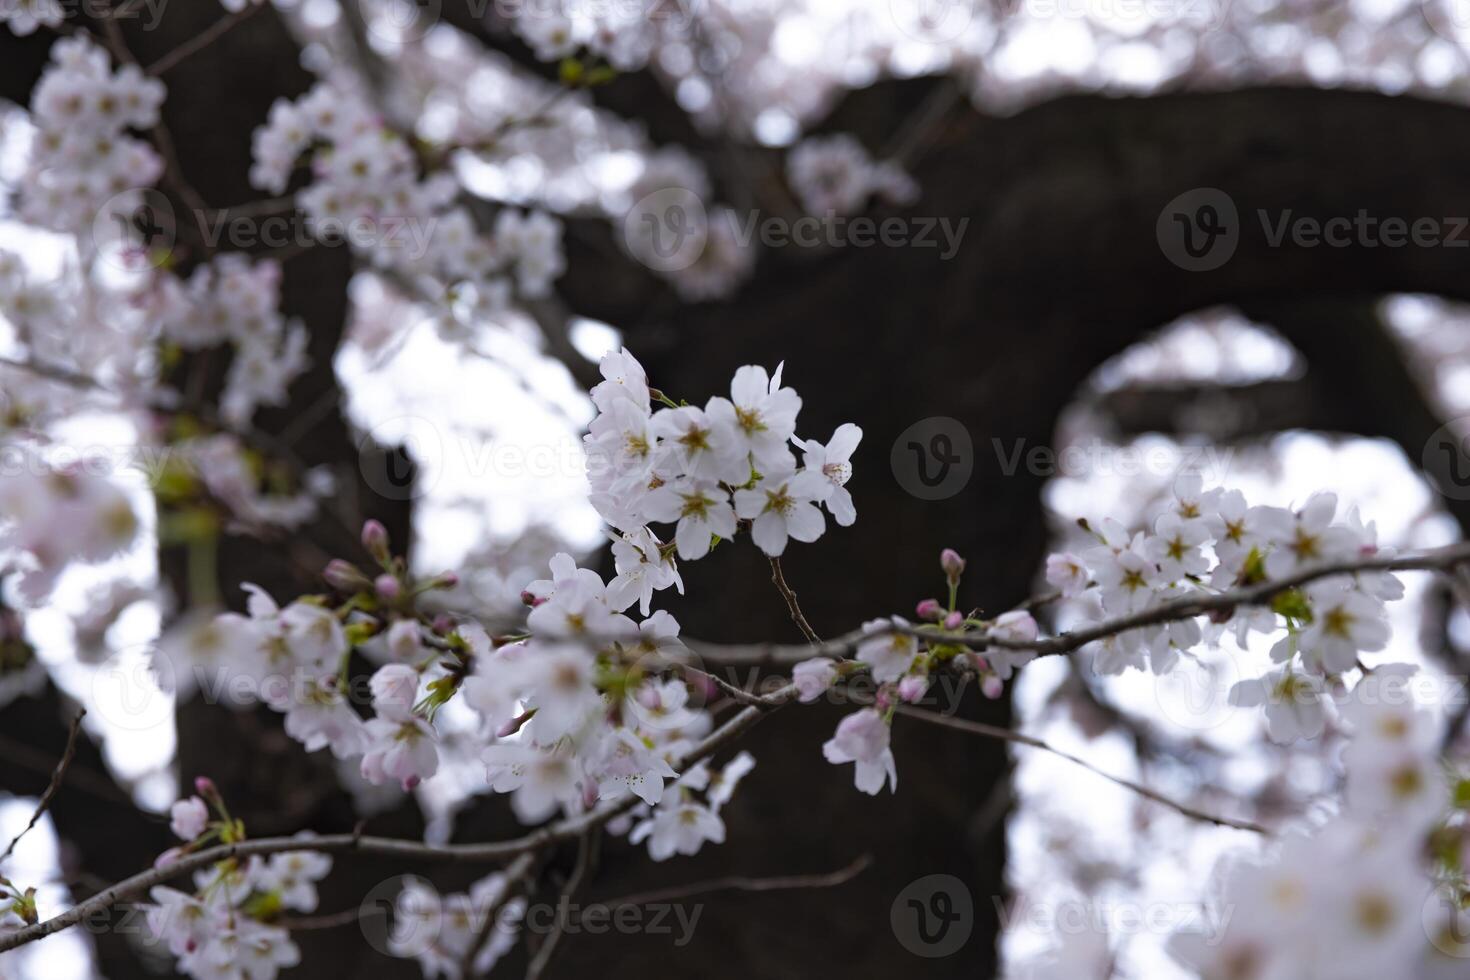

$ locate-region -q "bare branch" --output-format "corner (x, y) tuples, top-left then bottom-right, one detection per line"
(893, 706), (1268, 835)
(596, 853), (872, 910)
(523, 831), (597, 980)
(0, 710), (86, 866)
(769, 557), (821, 645)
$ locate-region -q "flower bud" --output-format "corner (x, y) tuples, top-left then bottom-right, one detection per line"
(375, 574), (401, 601)
(943, 610), (964, 630)
(323, 559), (370, 593)
(430, 571), (459, 590)
(897, 675), (928, 703)
(981, 675), (1004, 699)
(940, 548), (965, 583)
(915, 598), (943, 621)
(362, 519), (390, 562)
(193, 776), (219, 803)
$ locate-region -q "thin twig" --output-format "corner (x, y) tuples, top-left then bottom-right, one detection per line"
(1, 710), (86, 866)
(145, 2), (265, 77)
(523, 831), (597, 980)
(893, 706), (1269, 835)
(283, 905), (384, 931)
(769, 557), (821, 645)
(459, 851), (537, 979)
(597, 853), (872, 910)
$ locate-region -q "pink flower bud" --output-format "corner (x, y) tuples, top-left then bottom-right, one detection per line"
(375, 574), (400, 600)
(915, 598), (943, 621)
(432, 614), (454, 635)
(981, 675), (1004, 699)
(898, 675), (928, 703)
(362, 519), (390, 561)
(403, 775), (421, 792)
(940, 548), (966, 582)
(433, 571), (459, 590)
(154, 846), (184, 870)
(874, 687), (894, 711)
(943, 611), (964, 630)
(323, 559), (369, 593)
(193, 776), (219, 802)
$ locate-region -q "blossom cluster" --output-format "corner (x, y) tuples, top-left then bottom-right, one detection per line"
(786, 134), (919, 216)
(0, 0), (64, 36)
(0, 456), (139, 602)
(584, 347), (861, 565)
(20, 36), (165, 235)
(156, 254), (310, 427)
(1168, 668), (1465, 979)
(142, 781), (331, 980)
(508, 2), (679, 72)
(1044, 477), (1403, 742)
(386, 872), (526, 977)
(178, 349), (867, 864)
(249, 80), (565, 311)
